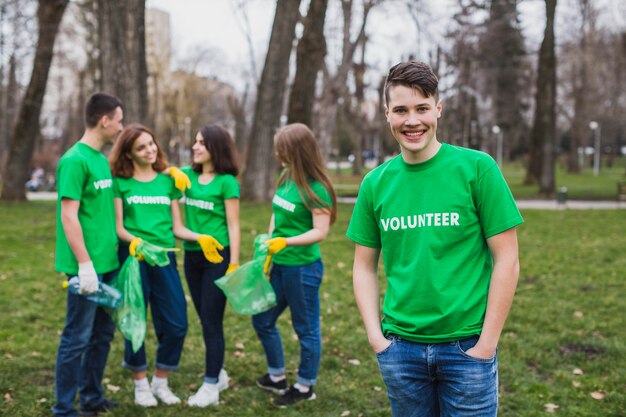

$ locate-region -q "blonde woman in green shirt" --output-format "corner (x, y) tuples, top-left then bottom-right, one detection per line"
(253, 123), (337, 407)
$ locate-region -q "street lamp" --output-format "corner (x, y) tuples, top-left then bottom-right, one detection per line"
(589, 121), (601, 176)
(492, 125), (502, 168)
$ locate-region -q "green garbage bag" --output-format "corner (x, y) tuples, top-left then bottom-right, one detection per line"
(136, 240), (177, 267)
(109, 256), (146, 352)
(215, 234), (277, 315)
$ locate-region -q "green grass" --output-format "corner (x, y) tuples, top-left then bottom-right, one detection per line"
(0, 201), (625, 416)
(331, 157), (626, 200)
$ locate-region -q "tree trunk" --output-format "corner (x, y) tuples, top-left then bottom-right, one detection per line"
(315, 0), (378, 158)
(524, 0), (557, 197)
(98, 0), (148, 124)
(241, 0), (301, 201)
(287, 0), (328, 127)
(0, 0), (69, 201)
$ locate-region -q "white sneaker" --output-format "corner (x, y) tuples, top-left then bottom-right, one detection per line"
(188, 382), (219, 407)
(216, 369), (229, 392)
(135, 384), (158, 407)
(151, 382), (181, 405)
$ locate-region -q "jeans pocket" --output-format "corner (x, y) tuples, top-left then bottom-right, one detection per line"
(375, 335), (397, 357)
(455, 336), (496, 362)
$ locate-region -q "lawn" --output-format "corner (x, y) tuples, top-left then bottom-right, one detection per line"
(331, 157), (626, 200)
(0, 201), (624, 416)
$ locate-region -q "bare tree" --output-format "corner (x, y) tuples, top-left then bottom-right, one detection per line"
(315, 0), (379, 158)
(97, 0), (148, 124)
(1, 0), (69, 201)
(287, 0), (329, 126)
(524, 0), (557, 196)
(240, 0), (302, 201)
(479, 0), (527, 161)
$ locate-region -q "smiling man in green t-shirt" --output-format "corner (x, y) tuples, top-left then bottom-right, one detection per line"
(346, 61), (523, 417)
(53, 93), (123, 417)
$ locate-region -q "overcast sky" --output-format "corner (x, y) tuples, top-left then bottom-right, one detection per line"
(145, 0), (625, 91)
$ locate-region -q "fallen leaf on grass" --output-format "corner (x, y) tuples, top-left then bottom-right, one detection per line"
(4, 353), (14, 360)
(4, 393), (12, 403)
(544, 403), (559, 412)
(37, 398), (48, 403)
(235, 342), (245, 350)
(573, 311), (583, 318)
(348, 359), (361, 366)
(341, 411), (350, 416)
(106, 384), (120, 393)
(590, 391), (605, 400)
(572, 381), (581, 388)
(337, 262), (346, 269)
(572, 368), (584, 375)
(373, 386), (382, 392)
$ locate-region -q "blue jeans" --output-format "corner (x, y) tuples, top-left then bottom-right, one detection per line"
(53, 271), (117, 417)
(184, 247), (230, 383)
(119, 247), (187, 372)
(376, 335), (498, 417)
(252, 259), (323, 386)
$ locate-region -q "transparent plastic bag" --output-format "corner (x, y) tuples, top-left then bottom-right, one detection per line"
(215, 234), (276, 315)
(109, 256), (146, 352)
(136, 240), (177, 267)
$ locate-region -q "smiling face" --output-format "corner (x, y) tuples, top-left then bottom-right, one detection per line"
(128, 132), (158, 167)
(192, 132), (211, 166)
(385, 84), (442, 164)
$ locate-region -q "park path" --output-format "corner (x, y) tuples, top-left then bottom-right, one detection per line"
(27, 191), (625, 210)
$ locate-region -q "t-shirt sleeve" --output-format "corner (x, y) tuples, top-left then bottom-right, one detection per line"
(57, 157), (86, 201)
(346, 178), (381, 248)
(309, 181), (332, 208)
(112, 177), (121, 198)
(169, 176), (183, 200)
(222, 175), (240, 199)
(476, 161), (524, 238)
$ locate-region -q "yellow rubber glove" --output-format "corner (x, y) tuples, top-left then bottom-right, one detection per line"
(198, 235), (224, 264)
(226, 263), (239, 275)
(169, 166), (191, 191)
(129, 237), (144, 261)
(263, 237), (287, 275)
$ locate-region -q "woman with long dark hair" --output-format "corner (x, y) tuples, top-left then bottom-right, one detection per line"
(181, 124), (240, 407)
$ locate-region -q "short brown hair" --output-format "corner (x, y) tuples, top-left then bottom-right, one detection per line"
(384, 61), (439, 105)
(84, 92), (123, 128)
(109, 124), (168, 178)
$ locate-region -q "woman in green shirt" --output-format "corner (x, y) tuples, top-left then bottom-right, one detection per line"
(253, 123), (337, 407)
(181, 124), (240, 407)
(109, 124), (223, 408)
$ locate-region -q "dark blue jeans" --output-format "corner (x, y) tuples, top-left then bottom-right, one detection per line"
(53, 271), (117, 417)
(118, 247), (187, 372)
(184, 247), (230, 383)
(376, 335), (498, 417)
(252, 259), (323, 386)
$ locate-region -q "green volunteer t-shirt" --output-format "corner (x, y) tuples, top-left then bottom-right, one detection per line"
(271, 178), (332, 266)
(55, 142), (119, 274)
(181, 167), (240, 251)
(113, 173), (182, 248)
(346, 143), (524, 343)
